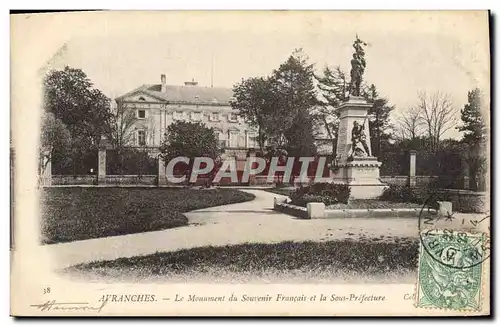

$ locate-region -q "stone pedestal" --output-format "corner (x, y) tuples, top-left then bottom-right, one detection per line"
(332, 96), (386, 199)
(437, 201), (452, 216)
(307, 202), (325, 219)
(332, 158), (386, 199)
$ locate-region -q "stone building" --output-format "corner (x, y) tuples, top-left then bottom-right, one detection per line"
(114, 74), (259, 160)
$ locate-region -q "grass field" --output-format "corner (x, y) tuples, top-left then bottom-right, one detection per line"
(40, 187), (255, 244)
(65, 238), (419, 283)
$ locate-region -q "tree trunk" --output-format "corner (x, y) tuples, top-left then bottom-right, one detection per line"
(258, 127), (265, 153)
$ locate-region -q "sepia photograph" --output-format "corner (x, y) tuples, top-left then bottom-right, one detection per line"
(10, 10), (491, 316)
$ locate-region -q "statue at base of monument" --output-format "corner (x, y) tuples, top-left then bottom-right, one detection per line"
(349, 120), (371, 159)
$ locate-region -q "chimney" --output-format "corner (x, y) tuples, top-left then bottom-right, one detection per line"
(184, 78), (198, 86)
(161, 74), (167, 92)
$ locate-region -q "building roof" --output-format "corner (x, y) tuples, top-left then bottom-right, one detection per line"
(116, 84), (234, 105)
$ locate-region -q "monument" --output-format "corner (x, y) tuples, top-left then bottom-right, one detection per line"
(332, 35), (387, 199)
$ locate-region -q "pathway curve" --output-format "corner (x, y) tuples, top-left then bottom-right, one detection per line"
(44, 189), (421, 270)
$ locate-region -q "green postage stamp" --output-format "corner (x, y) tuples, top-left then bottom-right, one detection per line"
(416, 229), (490, 311)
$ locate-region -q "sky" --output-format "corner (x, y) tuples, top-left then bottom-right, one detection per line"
(44, 11), (490, 139)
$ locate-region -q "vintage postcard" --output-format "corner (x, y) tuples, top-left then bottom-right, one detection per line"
(10, 10), (490, 316)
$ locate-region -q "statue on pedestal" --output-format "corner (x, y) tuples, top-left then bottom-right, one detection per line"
(331, 35), (386, 199)
(349, 35), (368, 97)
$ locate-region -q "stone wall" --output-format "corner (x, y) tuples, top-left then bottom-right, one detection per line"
(380, 175), (469, 189)
(379, 176), (408, 186)
(412, 188), (488, 213)
(52, 175), (157, 185)
(51, 174), (466, 188)
(52, 175), (97, 185)
(438, 190), (488, 213)
(104, 175), (158, 185)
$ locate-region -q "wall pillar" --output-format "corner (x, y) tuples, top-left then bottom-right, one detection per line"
(41, 153), (52, 186)
(408, 150), (417, 188)
(158, 156), (166, 186)
(247, 150), (256, 186)
(462, 160), (470, 190)
(98, 148), (106, 185)
(98, 136), (111, 185)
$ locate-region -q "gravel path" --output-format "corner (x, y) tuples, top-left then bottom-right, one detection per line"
(41, 189), (484, 271)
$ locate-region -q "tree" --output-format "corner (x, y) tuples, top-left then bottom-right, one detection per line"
(273, 49), (318, 156)
(314, 66), (349, 153)
(109, 102), (136, 153)
(39, 112), (71, 174)
(159, 121), (221, 183)
(316, 66), (349, 107)
(315, 64), (372, 155)
(106, 101), (137, 174)
(364, 84), (395, 158)
(458, 88), (487, 144)
(458, 88), (488, 191)
(396, 106), (425, 142)
(44, 66), (112, 173)
(416, 91), (458, 153)
(232, 49), (319, 157)
(231, 77), (286, 151)
(284, 109), (318, 157)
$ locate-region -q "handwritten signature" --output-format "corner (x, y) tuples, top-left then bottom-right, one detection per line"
(30, 299), (107, 313)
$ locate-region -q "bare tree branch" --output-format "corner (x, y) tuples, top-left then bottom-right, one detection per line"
(396, 106), (424, 140)
(415, 91), (458, 152)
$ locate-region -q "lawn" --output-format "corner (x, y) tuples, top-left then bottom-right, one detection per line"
(40, 187), (255, 244)
(65, 238), (418, 283)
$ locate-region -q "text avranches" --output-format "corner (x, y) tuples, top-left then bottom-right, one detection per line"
(98, 294), (156, 303)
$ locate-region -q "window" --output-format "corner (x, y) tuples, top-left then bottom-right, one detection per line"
(138, 130), (146, 146)
(218, 140), (227, 148)
(137, 110), (146, 119)
(228, 130), (238, 148)
(191, 112), (201, 121)
(138, 96), (146, 101)
(210, 112), (219, 121)
(173, 111), (183, 120)
(229, 113), (238, 122)
(248, 132), (257, 148)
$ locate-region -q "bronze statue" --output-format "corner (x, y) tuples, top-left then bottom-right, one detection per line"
(349, 35), (368, 97)
(350, 120), (371, 158)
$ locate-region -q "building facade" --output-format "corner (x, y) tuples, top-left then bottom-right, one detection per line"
(114, 74), (258, 158)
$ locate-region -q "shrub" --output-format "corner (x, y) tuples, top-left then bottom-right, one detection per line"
(437, 191), (488, 213)
(380, 184), (416, 203)
(290, 183), (350, 207)
(290, 194), (337, 207)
